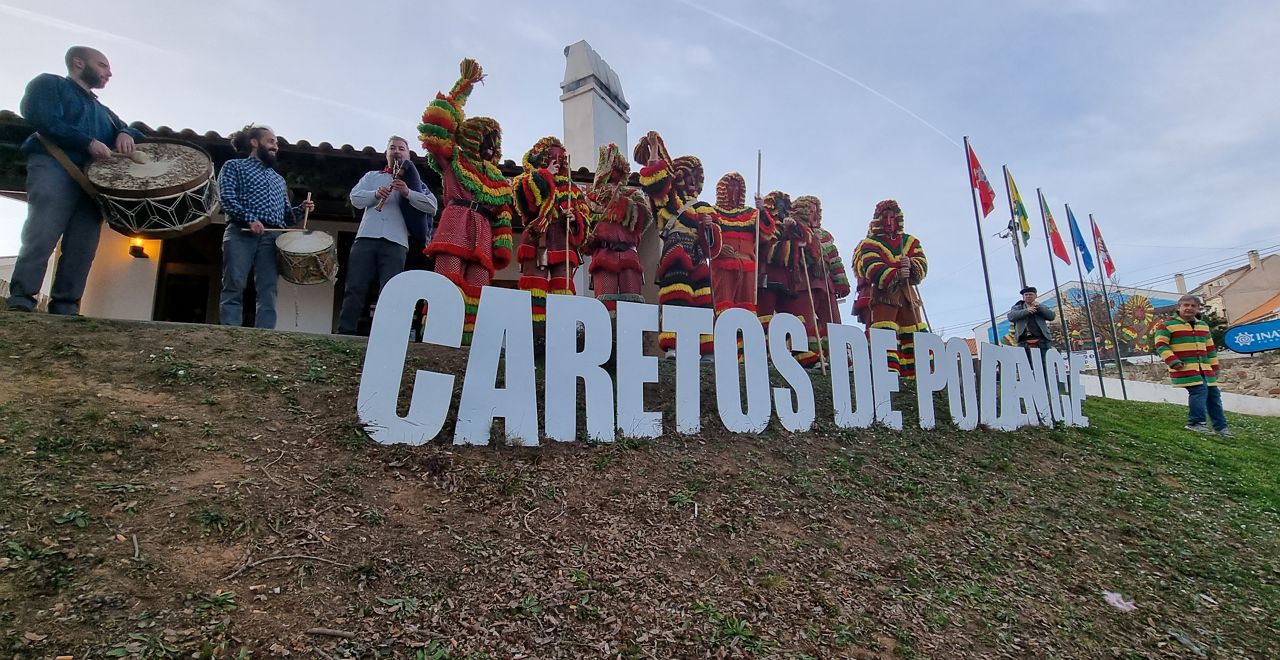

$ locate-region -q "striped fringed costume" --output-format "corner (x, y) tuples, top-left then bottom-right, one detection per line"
(759, 192), (821, 369)
(584, 144), (652, 316)
(793, 196), (851, 357)
(511, 136), (589, 331)
(711, 173), (766, 317)
(418, 58), (514, 345)
(635, 132), (721, 356)
(853, 199), (928, 379)
(756, 191), (789, 332)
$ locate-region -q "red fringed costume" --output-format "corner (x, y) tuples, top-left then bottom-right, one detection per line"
(418, 58), (514, 345)
(634, 132), (722, 356)
(758, 191), (820, 368)
(710, 173), (765, 316)
(584, 143), (652, 315)
(853, 200), (929, 378)
(511, 136), (589, 330)
(793, 196), (851, 356)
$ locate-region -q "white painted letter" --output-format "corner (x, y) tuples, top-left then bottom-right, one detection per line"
(767, 313), (816, 432)
(944, 338), (979, 431)
(869, 327), (902, 429)
(1068, 352), (1089, 427)
(358, 271), (462, 445)
(616, 302), (662, 438)
(714, 308), (773, 433)
(454, 286), (539, 446)
(544, 294), (615, 443)
(913, 332), (946, 430)
(830, 323), (874, 428)
(663, 305), (714, 434)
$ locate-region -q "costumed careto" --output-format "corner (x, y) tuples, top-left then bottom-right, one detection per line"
(417, 58), (514, 345)
(511, 136), (589, 331)
(583, 143), (653, 316)
(757, 191), (820, 368)
(792, 195), (851, 356)
(634, 131), (722, 357)
(853, 199), (929, 378)
(709, 173), (763, 317)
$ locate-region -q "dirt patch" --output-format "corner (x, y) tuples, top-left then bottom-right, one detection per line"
(0, 312), (1277, 658)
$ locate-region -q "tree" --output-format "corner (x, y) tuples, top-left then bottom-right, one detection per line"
(1202, 308), (1229, 348)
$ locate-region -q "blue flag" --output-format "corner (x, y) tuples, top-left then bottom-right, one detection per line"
(1067, 205), (1095, 273)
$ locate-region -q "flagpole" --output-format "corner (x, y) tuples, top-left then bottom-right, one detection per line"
(1003, 165), (1027, 289)
(1036, 189), (1072, 358)
(1066, 203), (1106, 396)
(1090, 213), (1128, 401)
(964, 136), (1000, 344)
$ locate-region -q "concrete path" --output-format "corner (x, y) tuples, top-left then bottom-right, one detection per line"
(1083, 376), (1280, 417)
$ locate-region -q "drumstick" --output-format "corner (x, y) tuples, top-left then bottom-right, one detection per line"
(301, 192), (312, 230)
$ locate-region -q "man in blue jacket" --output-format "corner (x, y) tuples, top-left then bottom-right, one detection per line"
(7, 46), (144, 315)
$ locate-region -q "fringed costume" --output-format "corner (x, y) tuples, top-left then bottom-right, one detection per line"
(634, 132), (722, 356)
(853, 200), (928, 378)
(793, 196), (851, 356)
(511, 136), (589, 330)
(710, 173), (764, 316)
(418, 59), (514, 345)
(584, 143), (652, 316)
(759, 192), (820, 368)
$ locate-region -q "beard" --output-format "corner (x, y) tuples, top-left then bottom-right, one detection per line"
(79, 68), (104, 89)
(256, 144), (278, 167)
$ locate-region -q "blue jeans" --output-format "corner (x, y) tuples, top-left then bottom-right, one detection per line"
(6, 153), (103, 314)
(1186, 378), (1227, 431)
(337, 237), (407, 334)
(219, 225), (279, 328)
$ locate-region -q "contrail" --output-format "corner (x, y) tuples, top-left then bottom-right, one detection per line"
(674, 0), (961, 148)
(0, 4), (173, 55)
(2, 4), (405, 135)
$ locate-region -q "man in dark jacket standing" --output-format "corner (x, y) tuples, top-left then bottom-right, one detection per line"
(7, 46), (144, 315)
(1008, 286), (1056, 358)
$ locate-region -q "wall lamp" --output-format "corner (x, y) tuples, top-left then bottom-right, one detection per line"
(128, 237), (149, 259)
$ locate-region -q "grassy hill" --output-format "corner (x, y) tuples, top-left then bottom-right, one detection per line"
(0, 312), (1277, 658)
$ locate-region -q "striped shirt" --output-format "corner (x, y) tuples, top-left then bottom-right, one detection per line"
(1153, 316), (1219, 387)
(217, 157), (301, 228)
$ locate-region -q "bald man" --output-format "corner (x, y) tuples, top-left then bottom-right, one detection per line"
(7, 46), (143, 315)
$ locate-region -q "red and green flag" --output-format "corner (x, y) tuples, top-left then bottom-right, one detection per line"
(1039, 191), (1072, 264)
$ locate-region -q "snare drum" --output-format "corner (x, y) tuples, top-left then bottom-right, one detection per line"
(275, 230), (338, 285)
(86, 139), (218, 239)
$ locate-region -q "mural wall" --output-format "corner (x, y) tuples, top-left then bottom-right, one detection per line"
(992, 285), (1179, 356)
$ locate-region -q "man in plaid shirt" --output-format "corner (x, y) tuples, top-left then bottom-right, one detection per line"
(217, 124), (313, 329)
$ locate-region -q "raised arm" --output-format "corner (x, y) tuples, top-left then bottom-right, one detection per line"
(418, 58), (486, 165)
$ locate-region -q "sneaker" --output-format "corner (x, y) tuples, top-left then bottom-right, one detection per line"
(664, 349), (677, 360)
(699, 354), (714, 363)
(1216, 428), (1234, 438)
(1184, 424), (1212, 434)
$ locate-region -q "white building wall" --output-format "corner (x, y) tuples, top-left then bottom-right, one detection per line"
(80, 228), (161, 320)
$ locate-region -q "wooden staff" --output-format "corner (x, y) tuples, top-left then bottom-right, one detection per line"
(800, 241), (827, 375)
(301, 192), (312, 230)
(753, 150), (762, 307)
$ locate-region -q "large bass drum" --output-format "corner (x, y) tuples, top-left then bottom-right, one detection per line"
(86, 138), (219, 239)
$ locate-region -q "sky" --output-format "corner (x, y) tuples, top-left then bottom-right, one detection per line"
(2, 0), (1278, 337)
